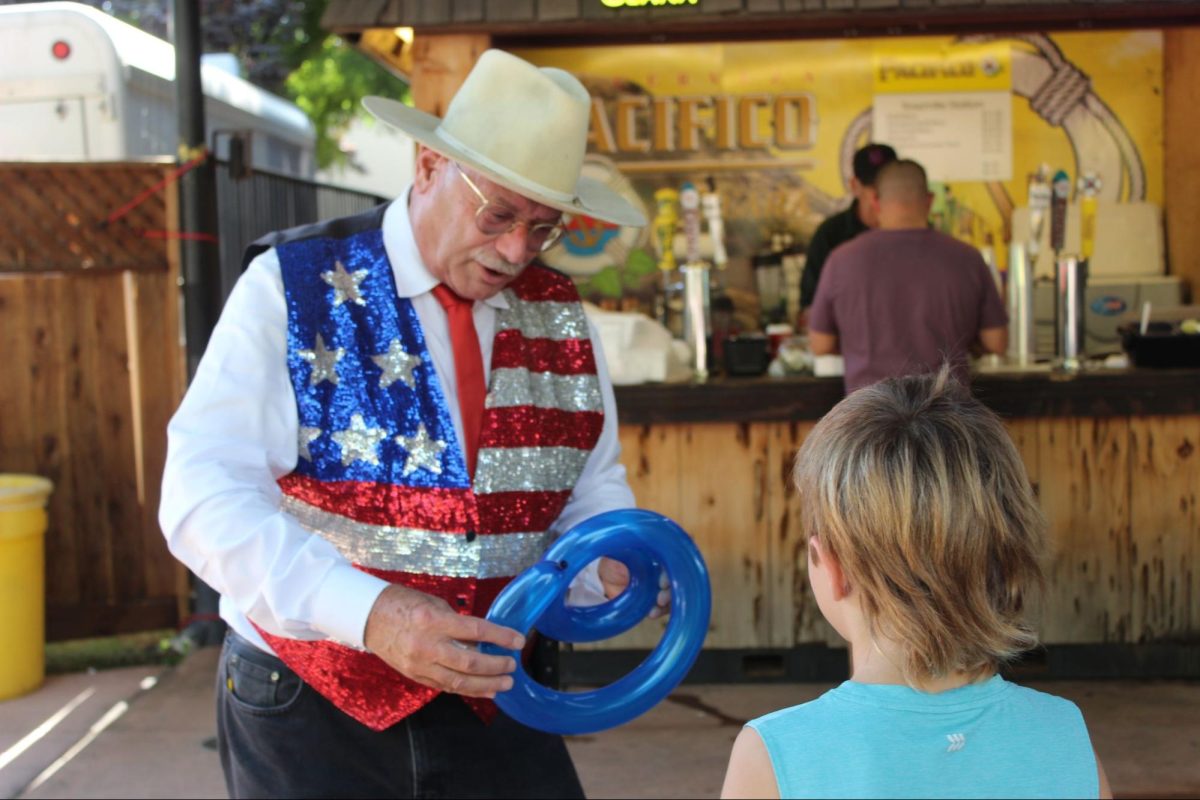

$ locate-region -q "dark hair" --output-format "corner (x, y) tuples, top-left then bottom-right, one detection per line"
(852, 143), (898, 186)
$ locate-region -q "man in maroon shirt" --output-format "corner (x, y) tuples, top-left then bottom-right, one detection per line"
(808, 159), (1008, 394)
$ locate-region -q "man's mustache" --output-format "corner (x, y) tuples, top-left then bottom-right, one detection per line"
(472, 248), (528, 277)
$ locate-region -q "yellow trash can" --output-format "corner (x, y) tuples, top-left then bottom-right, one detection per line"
(0, 474), (53, 701)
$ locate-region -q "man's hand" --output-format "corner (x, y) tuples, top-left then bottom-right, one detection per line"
(598, 557), (671, 619)
(363, 584), (524, 698)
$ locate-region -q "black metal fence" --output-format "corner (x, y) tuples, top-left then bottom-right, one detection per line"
(215, 160), (386, 299)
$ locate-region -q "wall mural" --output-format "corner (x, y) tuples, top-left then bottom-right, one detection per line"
(516, 30), (1161, 315)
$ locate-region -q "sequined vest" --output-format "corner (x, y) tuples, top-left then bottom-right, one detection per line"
(248, 206), (603, 731)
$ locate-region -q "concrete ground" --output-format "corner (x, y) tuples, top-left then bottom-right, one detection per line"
(1, 646), (1198, 799)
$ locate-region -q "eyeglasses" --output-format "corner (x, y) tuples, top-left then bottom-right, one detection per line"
(454, 163), (567, 252)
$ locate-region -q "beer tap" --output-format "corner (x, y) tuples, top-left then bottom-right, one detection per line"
(1008, 166), (1048, 366)
(680, 181), (710, 381)
(1077, 172), (1101, 262)
(652, 187), (681, 336)
(701, 178), (727, 271)
(1049, 169), (1070, 257)
(652, 187), (680, 273)
(680, 181), (702, 265)
(1049, 169), (1071, 361)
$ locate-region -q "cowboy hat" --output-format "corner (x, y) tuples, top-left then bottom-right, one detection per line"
(363, 49), (646, 228)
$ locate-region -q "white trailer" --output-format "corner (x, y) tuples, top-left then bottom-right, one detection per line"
(0, 1), (315, 176)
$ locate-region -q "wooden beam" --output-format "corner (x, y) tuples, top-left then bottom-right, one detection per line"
(1164, 27), (1200, 301)
(411, 33), (491, 118)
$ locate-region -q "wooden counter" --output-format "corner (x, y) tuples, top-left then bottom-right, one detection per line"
(578, 368), (1200, 672)
(613, 368), (1200, 424)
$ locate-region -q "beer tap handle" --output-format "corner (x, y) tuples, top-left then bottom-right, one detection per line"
(1049, 169), (1070, 256)
(1077, 171), (1101, 261)
(652, 188), (679, 273)
(1026, 164), (1051, 258)
(680, 181), (702, 266)
(701, 178), (727, 269)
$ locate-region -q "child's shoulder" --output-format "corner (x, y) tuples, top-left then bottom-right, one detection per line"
(747, 685), (851, 738)
(1000, 680), (1088, 719)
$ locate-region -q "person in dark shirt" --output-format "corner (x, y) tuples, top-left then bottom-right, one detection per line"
(807, 159), (1008, 394)
(799, 143), (898, 312)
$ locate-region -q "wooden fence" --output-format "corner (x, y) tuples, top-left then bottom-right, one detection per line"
(0, 162), (187, 641)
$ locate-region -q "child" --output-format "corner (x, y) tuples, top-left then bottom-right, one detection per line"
(721, 368), (1111, 799)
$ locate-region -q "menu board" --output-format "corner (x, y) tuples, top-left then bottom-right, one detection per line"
(872, 41), (1013, 182)
(873, 91), (1012, 181)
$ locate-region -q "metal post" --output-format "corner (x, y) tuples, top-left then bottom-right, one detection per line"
(1007, 243), (1035, 365)
(173, 0), (222, 378)
(173, 0), (225, 647)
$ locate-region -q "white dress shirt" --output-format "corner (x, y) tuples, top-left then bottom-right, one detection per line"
(159, 189), (634, 653)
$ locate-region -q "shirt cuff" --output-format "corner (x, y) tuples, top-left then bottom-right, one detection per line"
(309, 564), (390, 648)
(565, 559), (608, 607)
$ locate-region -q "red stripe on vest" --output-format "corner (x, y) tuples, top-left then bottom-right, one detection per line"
(482, 407), (604, 449)
(491, 329), (598, 374)
(508, 264), (583, 302)
(280, 473), (572, 534)
(473, 490), (572, 534)
(277, 475), (479, 530)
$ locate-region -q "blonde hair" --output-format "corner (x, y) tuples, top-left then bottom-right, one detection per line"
(794, 367), (1045, 681)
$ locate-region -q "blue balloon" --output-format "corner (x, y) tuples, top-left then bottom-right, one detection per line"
(482, 509), (711, 735)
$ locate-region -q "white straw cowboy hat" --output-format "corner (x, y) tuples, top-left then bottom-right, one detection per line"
(363, 49), (645, 228)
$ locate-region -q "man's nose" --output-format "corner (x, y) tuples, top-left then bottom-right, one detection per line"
(494, 223), (535, 263)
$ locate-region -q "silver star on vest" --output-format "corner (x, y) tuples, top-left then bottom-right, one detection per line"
(298, 426), (321, 461)
(395, 423), (447, 476)
(321, 260), (369, 307)
(332, 414), (388, 466)
(371, 339), (420, 389)
(298, 333), (344, 386)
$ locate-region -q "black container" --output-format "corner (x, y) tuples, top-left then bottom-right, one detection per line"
(1118, 323), (1200, 368)
(723, 334), (770, 376)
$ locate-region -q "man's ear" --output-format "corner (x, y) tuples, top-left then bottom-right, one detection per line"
(412, 146), (445, 191)
(867, 187), (882, 216)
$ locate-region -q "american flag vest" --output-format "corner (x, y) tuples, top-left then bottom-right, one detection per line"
(249, 206), (603, 731)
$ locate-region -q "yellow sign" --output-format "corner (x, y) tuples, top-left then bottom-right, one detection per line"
(517, 32), (1162, 290)
(873, 42), (1012, 93)
(601, 0), (697, 6)
(588, 93), (815, 154)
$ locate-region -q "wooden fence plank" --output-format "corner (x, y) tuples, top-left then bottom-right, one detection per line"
(0, 278), (34, 471)
(65, 275), (121, 606)
(23, 275), (82, 607)
(129, 270), (185, 599)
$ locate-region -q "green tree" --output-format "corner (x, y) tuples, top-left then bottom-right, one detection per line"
(286, 35), (410, 169)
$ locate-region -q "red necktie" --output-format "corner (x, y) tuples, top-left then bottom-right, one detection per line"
(431, 284), (486, 479)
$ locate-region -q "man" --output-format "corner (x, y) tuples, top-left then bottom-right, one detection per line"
(799, 142), (897, 312)
(807, 159), (1008, 394)
(160, 50), (653, 798)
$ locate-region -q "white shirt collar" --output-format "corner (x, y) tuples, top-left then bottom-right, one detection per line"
(381, 187), (509, 310)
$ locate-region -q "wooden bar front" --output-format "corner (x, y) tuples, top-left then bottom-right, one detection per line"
(581, 371), (1199, 656)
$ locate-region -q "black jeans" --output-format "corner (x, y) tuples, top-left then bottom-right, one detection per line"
(216, 631), (585, 799)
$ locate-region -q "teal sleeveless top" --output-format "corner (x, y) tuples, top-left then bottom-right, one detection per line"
(748, 675), (1098, 798)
